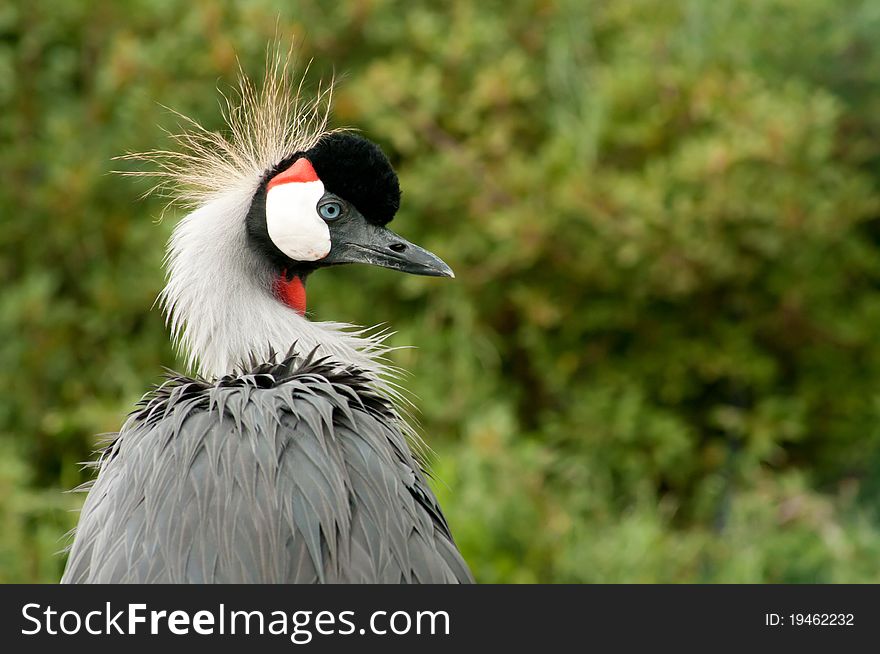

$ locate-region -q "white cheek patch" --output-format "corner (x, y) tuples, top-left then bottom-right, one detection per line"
(265, 179), (331, 261)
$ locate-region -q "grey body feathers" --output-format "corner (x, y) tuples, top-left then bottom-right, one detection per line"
(62, 352), (473, 584)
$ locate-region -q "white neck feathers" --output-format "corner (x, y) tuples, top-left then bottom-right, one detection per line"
(160, 188), (395, 382)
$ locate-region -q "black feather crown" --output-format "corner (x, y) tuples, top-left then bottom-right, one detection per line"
(304, 133), (401, 226)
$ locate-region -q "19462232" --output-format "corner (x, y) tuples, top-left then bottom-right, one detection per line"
(765, 613), (855, 627)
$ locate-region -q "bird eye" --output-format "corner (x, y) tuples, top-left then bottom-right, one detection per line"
(318, 201), (343, 221)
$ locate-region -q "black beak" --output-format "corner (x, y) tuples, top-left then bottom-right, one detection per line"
(321, 213), (454, 278)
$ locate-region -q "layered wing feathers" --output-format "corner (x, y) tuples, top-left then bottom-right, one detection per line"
(62, 354), (472, 584)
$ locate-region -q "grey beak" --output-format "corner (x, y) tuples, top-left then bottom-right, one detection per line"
(322, 219), (454, 278)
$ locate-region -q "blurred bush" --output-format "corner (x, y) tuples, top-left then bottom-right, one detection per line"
(1, 0), (880, 582)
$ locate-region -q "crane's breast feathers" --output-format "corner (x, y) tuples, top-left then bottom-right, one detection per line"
(62, 351), (473, 584)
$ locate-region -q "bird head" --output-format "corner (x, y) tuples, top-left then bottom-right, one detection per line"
(133, 54), (453, 379)
(245, 132), (453, 316)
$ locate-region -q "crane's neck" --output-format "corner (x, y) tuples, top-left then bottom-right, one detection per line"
(159, 192), (392, 381)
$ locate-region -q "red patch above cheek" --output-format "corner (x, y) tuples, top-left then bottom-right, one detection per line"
(267, 158), (319, 189)
(274, 272), (307, 316)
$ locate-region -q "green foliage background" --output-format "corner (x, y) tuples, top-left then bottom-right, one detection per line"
(2, 0), (880, 582)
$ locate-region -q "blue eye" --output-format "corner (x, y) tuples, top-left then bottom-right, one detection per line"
(318, 201), (343, 221)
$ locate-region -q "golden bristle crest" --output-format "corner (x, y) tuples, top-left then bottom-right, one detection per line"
(118, 43), (337, 209)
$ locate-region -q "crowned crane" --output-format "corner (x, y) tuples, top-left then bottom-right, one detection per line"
(61, 56), (474, 584)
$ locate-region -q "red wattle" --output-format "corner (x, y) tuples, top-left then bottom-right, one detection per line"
(274, 272), (307, 316)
